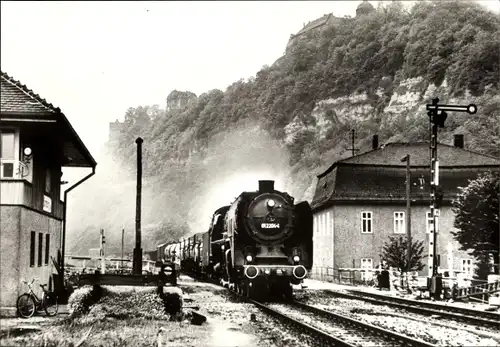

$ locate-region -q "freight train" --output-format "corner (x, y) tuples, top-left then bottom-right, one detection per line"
(157, 180), (313, 300)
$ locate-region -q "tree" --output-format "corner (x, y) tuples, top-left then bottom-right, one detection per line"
(452, 171), (500, 279)
(381, 236), (425, 287)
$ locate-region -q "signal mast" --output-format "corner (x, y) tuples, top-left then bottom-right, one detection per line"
(426, 98), (477, 299)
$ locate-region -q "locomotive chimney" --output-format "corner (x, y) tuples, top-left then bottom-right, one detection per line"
(454, 134), (464, 148)
(258, 180), (274, 193)
(372, 135), (379, 150)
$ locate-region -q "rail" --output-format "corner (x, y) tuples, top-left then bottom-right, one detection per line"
(325, 289), (500, 329)
(249, 300), (356, 347)
(288, 300), (435, 347)
(184, 272), (436, 347)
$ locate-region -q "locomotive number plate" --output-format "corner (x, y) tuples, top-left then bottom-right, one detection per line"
(261, 223), (280, 229)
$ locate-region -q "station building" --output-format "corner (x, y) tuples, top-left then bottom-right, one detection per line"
(0, 71), (96, 314)
(310, 135), (500, 282)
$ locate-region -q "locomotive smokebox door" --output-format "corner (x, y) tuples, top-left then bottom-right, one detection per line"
(258, 180), (274, 193)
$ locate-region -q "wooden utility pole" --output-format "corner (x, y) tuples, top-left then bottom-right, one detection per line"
(133, 137), (143, 274)
(121, 228), (124, 273)
(401, 154), (412, 278)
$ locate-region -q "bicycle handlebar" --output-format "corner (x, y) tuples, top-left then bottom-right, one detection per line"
(22, 278), (37, 286)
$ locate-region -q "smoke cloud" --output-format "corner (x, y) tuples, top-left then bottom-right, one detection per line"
(185, 120), (292, 234)
(65, 120), (294, 256)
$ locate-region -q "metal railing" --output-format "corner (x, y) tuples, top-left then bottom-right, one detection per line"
(0, 159), (29, 179)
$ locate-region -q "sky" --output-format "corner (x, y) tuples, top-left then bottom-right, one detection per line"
(1, 0), (499, 160)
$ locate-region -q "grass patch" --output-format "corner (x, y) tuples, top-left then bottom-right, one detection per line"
(1, 286), (190, 347)
(1, 319), (212, 347)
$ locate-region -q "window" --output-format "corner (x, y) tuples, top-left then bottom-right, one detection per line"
(361, 258), (373, 281)
(45, 234), (50, 265)
(1, 132), (15, 178)
(461, 259), (474, 277)
(38, 233), (43, 267)
(394, 212), (405, 234)
(361, 211), (372, 233)
(45, 168), (51, 194)
(0, 132), (15, 159)
(426, 212), (434, 233)
(29, 231), (36, 266)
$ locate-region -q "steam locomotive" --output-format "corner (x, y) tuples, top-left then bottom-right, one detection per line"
(157, 180), (313, 300)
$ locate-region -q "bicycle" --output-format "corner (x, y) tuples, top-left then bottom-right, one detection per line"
(16, 278), (58, 318)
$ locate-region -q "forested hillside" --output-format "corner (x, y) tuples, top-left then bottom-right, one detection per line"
(69, 1), (500, 256)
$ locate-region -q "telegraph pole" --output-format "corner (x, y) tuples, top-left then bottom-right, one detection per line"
(133, 137), (143, 274)
(401, 154), (412, 277)
(121, 228), (124, 273)
(426, 98), (477, 299)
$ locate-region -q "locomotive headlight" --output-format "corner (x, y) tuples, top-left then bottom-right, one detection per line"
(267, 199), (276, 208)
(246, 255), (253, 262)
(293, 255), (300, 263)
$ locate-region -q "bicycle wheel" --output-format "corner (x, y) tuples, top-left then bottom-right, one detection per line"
(17, 294), (36, 318)
(43, 292), (59, 317)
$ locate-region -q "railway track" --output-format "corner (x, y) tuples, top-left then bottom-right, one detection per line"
(182, 273), (436, 347)
(256, 299), (436, 347)
(324, 289), (500, 329)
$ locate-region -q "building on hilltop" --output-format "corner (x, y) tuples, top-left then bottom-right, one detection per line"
(286, 1), (375, 50)
(310, 135), (500, 282)
(287, 14), (342, 50)
(0, 71), (96, 315)
(166, 90), (197, 111)
(108, 119), (124, 143)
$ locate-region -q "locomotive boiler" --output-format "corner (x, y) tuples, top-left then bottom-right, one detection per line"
(212, 180), (313, 299)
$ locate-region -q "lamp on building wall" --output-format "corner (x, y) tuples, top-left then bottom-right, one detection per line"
(23, 147), (33, 164)
(19, 146), (33, 178)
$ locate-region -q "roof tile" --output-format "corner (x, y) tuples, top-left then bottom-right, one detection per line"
(319, 143), (499, 178)
(1, 71), (60, 114)
(312, 143), (500, 211)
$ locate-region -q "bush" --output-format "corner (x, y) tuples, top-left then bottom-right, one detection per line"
(67, 285), (103, 318)
(67, 286), (183, 322)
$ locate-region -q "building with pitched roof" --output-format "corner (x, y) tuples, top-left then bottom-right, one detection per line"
(286, 1), (375, 50)
(310, 135), (500, 282)
(287, 13), (343, 50)
(1, 71), (96, 315)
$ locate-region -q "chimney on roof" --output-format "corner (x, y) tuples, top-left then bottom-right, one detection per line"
(372, 135), (379, 150)
(454, 134), (464, 148)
